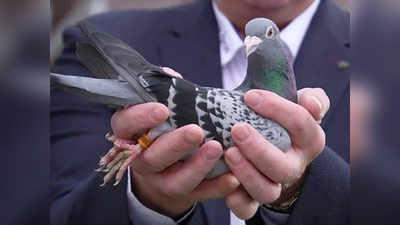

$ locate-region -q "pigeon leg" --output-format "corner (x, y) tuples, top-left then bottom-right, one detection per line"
(100, 161), (123, 187)
(98, 122), (174, 186)
(96, 133), (143, 187)
(98, 144), (143, 186)
(114, 144), (143, 186)
(97, 132), (136, 170)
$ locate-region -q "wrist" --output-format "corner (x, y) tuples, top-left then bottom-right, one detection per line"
(130, 171), (195, 218)
(266, 166), (309, 212)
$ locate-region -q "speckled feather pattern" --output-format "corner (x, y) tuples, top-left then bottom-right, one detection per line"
(50, 19), (297, 180)
(141, 73), (291, 152)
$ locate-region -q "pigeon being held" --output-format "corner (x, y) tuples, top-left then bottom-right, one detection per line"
(50, 18), (298, 186)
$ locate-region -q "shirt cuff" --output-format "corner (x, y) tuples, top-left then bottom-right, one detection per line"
(126, 167), (196, 225)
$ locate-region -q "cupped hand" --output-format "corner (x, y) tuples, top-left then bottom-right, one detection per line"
(225, 88), (330, 219)
(111, 103), (239, 218)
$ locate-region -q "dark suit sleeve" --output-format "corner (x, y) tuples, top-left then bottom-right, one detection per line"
(286, 147), (350, 225)
(255, 147), (349, 225)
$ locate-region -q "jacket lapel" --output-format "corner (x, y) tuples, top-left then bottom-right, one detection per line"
(294, 0), (350, 128)
(157, 0), (222, 88)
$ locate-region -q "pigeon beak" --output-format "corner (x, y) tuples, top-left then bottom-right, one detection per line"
(244, 36), (262, 57)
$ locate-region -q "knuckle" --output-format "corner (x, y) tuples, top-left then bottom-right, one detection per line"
(291, 108), (309, 133)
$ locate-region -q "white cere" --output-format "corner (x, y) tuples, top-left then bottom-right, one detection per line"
(244, 36), (263, 56)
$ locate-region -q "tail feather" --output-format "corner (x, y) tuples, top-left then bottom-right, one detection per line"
(50, 73), (144, 108)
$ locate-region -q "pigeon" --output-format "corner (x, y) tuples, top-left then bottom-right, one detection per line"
(50, 17), (297, 186)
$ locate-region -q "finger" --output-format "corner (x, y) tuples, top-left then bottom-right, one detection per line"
(134, 124), (204, 173)
(231, 123), (306, 183)
(298, 88), (330, 122)
(111, 103), (169, 139)
(192, 173), (240, 200)
(160, 140), (223, 196)
(162, 67), (183, 78)
(226, 186), (260, 220)
(244, 90), (325, 151)
(225, 147), (282, 204)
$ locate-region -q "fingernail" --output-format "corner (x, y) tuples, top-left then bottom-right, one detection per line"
(184, 126), (203, 144)
(229, 176), (240, 188)
(245, 91), (262, 107)
(233, 124), (250, 142)
(311, 96), (324, 119)
(151, 107), (166, 122)
(226, 148), (242, 165)
(311, 96), (322, 111)
(206, 145), (221, 160)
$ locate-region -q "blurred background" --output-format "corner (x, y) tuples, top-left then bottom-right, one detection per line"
(1, 0), (400, 224)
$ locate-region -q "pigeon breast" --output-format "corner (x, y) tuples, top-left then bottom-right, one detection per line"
(206, 89), (291, 151)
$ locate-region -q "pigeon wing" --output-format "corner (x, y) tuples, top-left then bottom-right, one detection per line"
(75, 42), (119, 79)
(78, 21), (160, 102)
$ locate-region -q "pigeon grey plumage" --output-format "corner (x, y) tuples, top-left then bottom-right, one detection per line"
(50, 18), (297, 184)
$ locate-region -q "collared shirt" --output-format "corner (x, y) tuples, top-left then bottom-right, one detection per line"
(214, 0), (320, 90)
(126, 0), (320, 224)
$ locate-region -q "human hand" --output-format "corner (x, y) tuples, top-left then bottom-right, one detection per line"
(224, 88), (330, 219)
(110, 102), (239, 218)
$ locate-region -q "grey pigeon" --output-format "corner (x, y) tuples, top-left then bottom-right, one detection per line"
(50, 18), (297, 185)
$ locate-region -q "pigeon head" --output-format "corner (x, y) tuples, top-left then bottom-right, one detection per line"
(241, 18), (297, 103)
(244, 18), (280, 56)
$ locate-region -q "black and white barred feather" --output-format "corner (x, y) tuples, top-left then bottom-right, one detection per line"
(138, 72), (290, 150)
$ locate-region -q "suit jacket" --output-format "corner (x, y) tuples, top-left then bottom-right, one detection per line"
(51, 0), (350, 224)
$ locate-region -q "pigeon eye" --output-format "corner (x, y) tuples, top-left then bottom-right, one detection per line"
(265, 27), (275, 39)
